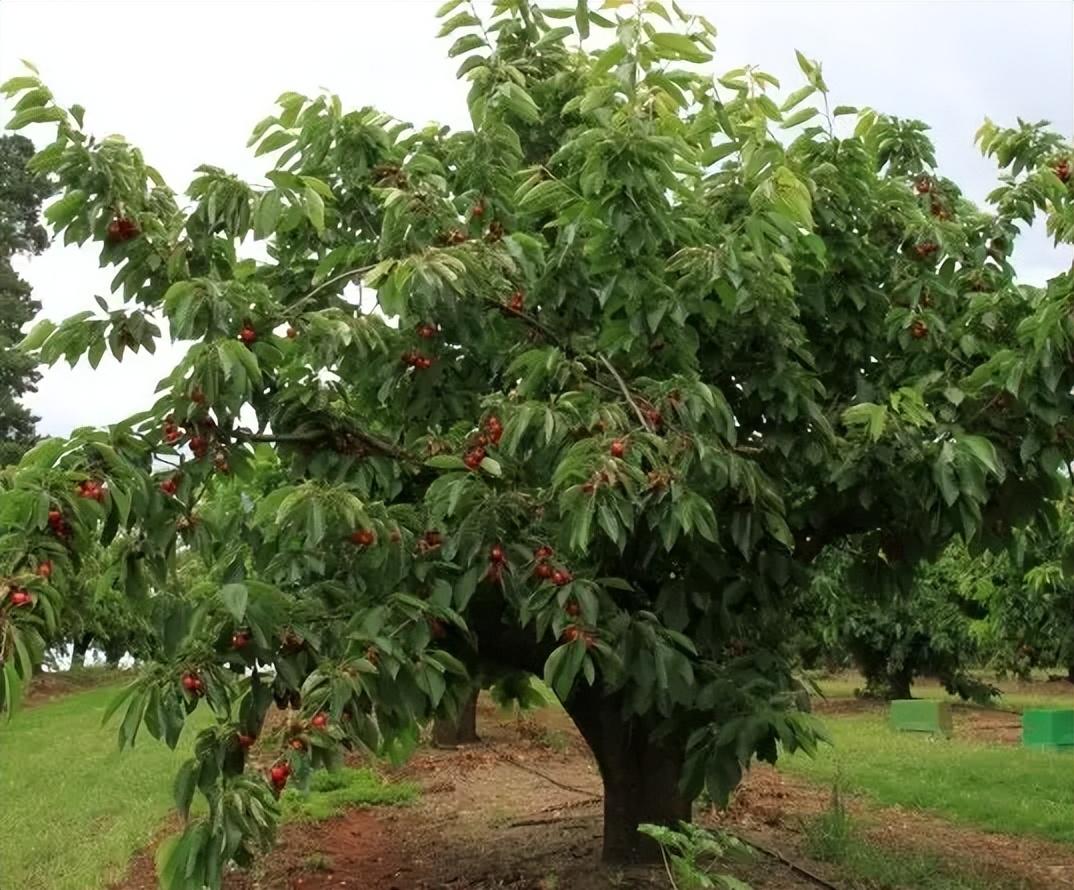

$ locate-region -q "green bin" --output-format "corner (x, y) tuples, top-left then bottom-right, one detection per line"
(1022, 709), (1074, 752)
(890, 699), (952, 736)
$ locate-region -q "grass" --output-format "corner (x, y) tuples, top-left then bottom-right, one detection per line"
(801, 779), (1022, 890)
(813, 674), (1074, 712)
(281, 766), (418, 822)
(0, 682), (207, 890)
(780, 712), (1074, 844)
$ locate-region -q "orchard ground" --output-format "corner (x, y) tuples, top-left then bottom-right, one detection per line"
(2, 672), (1071, 890)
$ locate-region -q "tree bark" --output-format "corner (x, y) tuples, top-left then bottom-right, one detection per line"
(69, 634), (93, 671)
(561, 683), (691, 864)
(886, 668), (913, 701)
(433, 688), (480, 746)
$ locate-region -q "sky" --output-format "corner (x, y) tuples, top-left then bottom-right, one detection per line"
(1, 0), (1071, 437)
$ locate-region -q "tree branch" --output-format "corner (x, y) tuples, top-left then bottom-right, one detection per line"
(599, 354), (654, 432)
(230, 427), (420, 464)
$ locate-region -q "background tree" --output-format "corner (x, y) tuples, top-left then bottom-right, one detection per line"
(1, 4), (1073, 885)
(0, 133), (50, 466)
(803, 544), (996, 701)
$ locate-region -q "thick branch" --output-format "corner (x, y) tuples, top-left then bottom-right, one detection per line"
(231, 427), (419, 464)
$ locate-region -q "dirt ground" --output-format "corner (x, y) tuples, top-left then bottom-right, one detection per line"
(115, 697), (1074, 890)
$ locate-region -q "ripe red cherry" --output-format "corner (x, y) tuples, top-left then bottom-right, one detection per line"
(1054, 160), (1071, 183)
(914, 177), (931, 194)
(489, 544), (505, 564)
(286, 326), (298, 339)
(48, 509), (63, 527)
(913, 241), (939, 259)
(417, 323), (438, 340)
(552, 568), (573, 587)
(231, 630), (250, 649)
(534, 545), (553, 560)
(350, 529), (376, 547)
(189, 436), (208, 458)
(269, 764), (290, 785)
(610, 440), (626, 458)
(507, 290), (525, 312)
(463, 447), (486, 470)
(9, 589), (32, 607)
(311, 712), (329, 729)
(471, 201), (485, 219)
(534, 561), (554, 580)
(189, 387), (205, 404)
(237, 733), (256, 749)
(416, 355), (433, 369)
(181, 672), (200, 692)
(160, 478), (178, 496)
(238, 325), (257, 344)
(645, 408), (663, 429)
(565, 600), (580, 617)
(290, 738), (305, 751)
(106, 216), (140, 244)
(561, 626), (581, 643)
(910, 320), (928, 340)
(36, 560), (53, 579)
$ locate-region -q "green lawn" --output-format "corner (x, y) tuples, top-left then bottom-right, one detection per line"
(780, 712), (1074, 844)
(0, 683), (204, 890)
(814, 675), (1074, 712)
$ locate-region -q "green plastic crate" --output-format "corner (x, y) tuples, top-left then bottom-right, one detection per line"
(890, 699), (952, 736)
(1022, 709), (1074, 752)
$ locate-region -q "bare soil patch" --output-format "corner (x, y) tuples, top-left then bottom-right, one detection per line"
(113, 695), (1073, 890)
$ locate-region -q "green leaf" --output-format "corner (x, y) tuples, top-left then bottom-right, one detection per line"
(651, 32), (711, 63)
(436, 0), (465, 14)
(575, 0), (590, 39)
(174, 759), (198, 819)
(220, 583), (249, 622)
(6, 105), (65, 129)
(303, 186), (325, 234)
(19, 319), (56, 351)
(781, 106), (819, 128)
(438, 11), (480, 37)
(780, 85), (815, 113)
(959, 435), (1001, 477)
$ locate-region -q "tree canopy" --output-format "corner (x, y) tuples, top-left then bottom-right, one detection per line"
(0, 2), (1072, 883)
(0, 133), (49, 466)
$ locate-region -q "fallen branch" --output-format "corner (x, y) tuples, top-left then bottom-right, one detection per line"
(729, 830), (843, 890)
(498, 754), (601, 798)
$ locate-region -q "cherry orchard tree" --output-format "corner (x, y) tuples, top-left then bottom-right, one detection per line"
(2, 0), (1074, 880)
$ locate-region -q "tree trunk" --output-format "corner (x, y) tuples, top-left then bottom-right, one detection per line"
(562, 684), (691, 864)
(69, 634), (93, 671)
(433, 688), (480, 746)
(887, 669), (913, 701)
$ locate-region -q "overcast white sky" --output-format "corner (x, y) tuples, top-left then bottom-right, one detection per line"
(1, 0), (1071, 437)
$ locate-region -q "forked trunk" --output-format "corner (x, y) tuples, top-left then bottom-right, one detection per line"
(433, 687), (480, 746)
(562, 684), (691, 863)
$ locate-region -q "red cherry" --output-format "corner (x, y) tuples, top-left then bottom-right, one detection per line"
(506, 290), (525, 312)
(417, 323), (438, 340)
(910, 320), (928, 340)
(552, 569), (572, 587)
(47, 509), (63, 527)
(290, 738), (305, 751)
(9, 590), (32, 607)
(189, 387), (205, 404)
(239, 325), (257, 344)
(237, 733), (256, 749)
(160, 478), (178, 496)
(286, 326), (298, 339)
(471, 201), (485, 218)
(163, 425), (182, 444)
(610, 440), (626, 458)
(913, 241), (939, 259)
(561, 626), (581, 643)
(1054, 160), (1071, 183)
(489, 544), (505, 564)
(350, 529), (376, 547)
(106, 217), (140, 243)
(417, 356), (433, 369)
(428, 617), (447, 640)
(534, 561), (554, 580)
(311, 712), (329, 729)
(231, 630), (250, 649)
(270, 764), (290, 785)
(534, 545), (553, 560)
(463, 447), (486, 470)
(914, 177), (931, 194)
(565, 600), (580, 617)
(36, 560), (53, 579)
(424, 530), (442, 548)
(181, 673), (199, 692)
